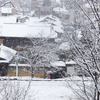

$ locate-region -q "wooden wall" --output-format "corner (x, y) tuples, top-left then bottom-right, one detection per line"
(0, 37), (55, 50)
(7, 67), (49, 78)
(0, 39), (3, 45)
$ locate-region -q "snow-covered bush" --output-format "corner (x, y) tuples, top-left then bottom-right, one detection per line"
(0, 79), (33, 100)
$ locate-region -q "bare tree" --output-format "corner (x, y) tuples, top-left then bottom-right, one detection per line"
(17, 37), (59, 78)
(62, 0), (100, 100)
(0, 79), (33, 100)
(0, 1), (15, 7)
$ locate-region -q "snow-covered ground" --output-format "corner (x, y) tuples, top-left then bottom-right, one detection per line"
(0, 76), (92, 100)
(0, 79), (77, 100)
(29, 80), (76, 100)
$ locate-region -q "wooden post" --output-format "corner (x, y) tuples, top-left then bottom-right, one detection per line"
(15, 55), (19, 77)
(31, 67), (34, 78)
(0, 39), (3, 45)
(16, 60), (18, 77)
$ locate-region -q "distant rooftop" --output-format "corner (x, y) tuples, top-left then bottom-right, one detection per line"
(1, 7), (12, 14)
(1, 23), (57, 38)
(0, 15), (63, 38)
(50, 61), (66, 67)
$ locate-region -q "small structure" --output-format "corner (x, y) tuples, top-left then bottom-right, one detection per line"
(65, 60), (77, 76)
(50, 60), (77, 77)
(0, 44), (17, 76)
(0, 7), (17, 16)
(18, 16), (29, 23)
(50, 61), (66, 78)
(50, 61), (66, 73)
(0, 1), (17, 16)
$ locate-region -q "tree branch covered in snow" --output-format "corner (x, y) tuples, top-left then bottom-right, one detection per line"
(0, 79), (33, 100)
(0, 1), (15, 8)
(17, 37), (59, 77)
(62, 0), (100, 100)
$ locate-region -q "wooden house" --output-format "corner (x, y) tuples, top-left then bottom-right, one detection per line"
(0, 15), (63, 49)
(0, 15), (63, 77)
(0, 44), (16, 76)
(0, 42), (51, 77)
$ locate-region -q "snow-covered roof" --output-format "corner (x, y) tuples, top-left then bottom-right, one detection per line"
(50, 61), (66, 67)
(0, 23), (57, 38)
(65, 60), (77, 65)
(0, 60), (9, 63)
(9, 64), (31, 67)
(1, 7), (12, 13)
(53, 7), (69, 12)
(40, 15), (63, 33)
(27, 15), (63, 30)
(47, 71), (53, 74)
(0, 44), (17, 62)
(0, 16), (18, 26)
(0, 15), (63, 38)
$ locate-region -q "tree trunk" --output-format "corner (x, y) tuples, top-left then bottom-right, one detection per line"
(31, 67), (34, 78)
(98, 21), (100, 34)
(97, 91), (100, 100)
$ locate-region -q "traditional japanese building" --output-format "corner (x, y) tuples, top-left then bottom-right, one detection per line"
(0, 44), (17, 76)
